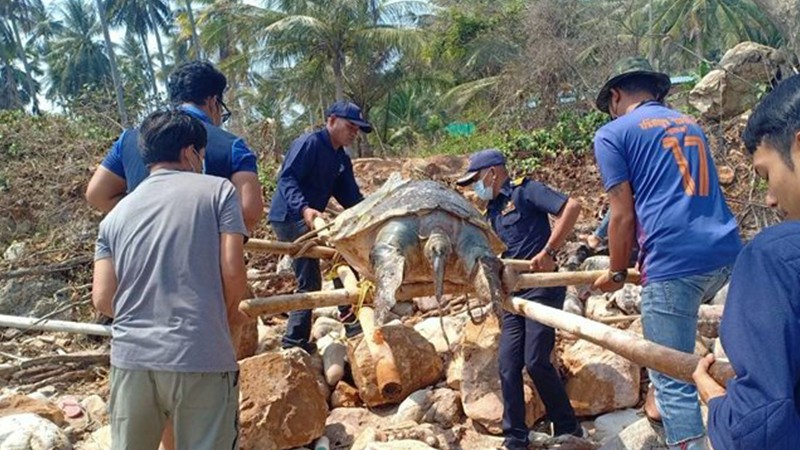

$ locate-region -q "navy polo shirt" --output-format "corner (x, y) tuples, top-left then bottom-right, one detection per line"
(101, 105), (258, 193)
(487, 178), (568, 301)
(268, 128), (363, 222)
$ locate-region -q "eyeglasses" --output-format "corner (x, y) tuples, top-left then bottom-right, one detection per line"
(218, 97), (232, 124)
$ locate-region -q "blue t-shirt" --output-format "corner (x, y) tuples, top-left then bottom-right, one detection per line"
(268, 128), (363, 222)
(487, 178), (568, 301)
(594, 101), (741, 283)
(707, 221), (800, 450)
(101, 105), (257, 192)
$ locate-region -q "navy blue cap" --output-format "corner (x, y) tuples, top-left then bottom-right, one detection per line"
(325, 101), (373, 133)
(456, 149), (506, 185)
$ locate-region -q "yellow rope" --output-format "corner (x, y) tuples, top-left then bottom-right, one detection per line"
(354, 279), (375, 315)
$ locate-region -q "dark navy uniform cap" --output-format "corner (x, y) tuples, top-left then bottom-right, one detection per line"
(456, 148), (506, 186)
(325, 101), (373, 133)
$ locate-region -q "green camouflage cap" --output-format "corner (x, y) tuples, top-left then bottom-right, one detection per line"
(595, 57), (671, 114)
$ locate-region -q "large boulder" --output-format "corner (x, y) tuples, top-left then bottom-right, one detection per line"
(413, 315), (467, 353)
(0, 277), (69, 318)
(348, 324), (443, 407)
(459, 315), (545, 434)
(690, 42), (790, 121)
(562, 340), (640, 416)
(0, 394), (66, 426)
(238, 349), (329, 450)
(0, 413), (72, 450)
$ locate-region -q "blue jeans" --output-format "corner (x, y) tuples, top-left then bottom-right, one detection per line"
(641, 265), (732, 449)
(499, 294), (579, 449)
(594, 210), (610, 240)
(271, 219), (353, 349)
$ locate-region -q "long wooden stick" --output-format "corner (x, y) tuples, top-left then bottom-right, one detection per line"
(239, 289), (354, 317)
(512, 270), (641, 290)
(245, 239), (337, 259)
(503, 297), (734, 385)
(336, 266), (402, 400)
(0, 314), (111, 337)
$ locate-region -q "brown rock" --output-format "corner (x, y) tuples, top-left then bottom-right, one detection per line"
(460, 315), (545, 434)
(332, 381), (363, 408)
(239, 349), (329, 450)
(0, 394), (66, 426)
(562, 340), (640, 416)
(234, 320), (259, 360)
(348, 324), (443, 407)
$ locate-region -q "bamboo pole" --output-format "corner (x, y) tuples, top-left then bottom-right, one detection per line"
(0, 315), (111, 337)
(244, 238), (337, 259)
(336, 266), (402, 400)
(511, 269), (641, 290)
(503, 297), (734, 385)
(239, 289), (355, 317)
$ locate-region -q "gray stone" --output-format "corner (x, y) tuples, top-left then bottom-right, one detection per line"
(599, 417), (667, 450)
(413, 315), (467, 353)
(391, 302), (415, 317)
(593, 409), (641, 444)
(4, 241), (26, 262)
(0, 277), (69, 318)
(393, 389), (432, 424)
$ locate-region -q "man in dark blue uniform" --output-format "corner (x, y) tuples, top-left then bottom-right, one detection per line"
(86, 61), (264, 233)
(268, 101), (371, 351)
(457, 149), (583, 449)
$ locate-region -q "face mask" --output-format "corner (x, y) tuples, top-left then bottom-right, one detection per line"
(190, 148), (206, 174)
(474, 179), (494, 201)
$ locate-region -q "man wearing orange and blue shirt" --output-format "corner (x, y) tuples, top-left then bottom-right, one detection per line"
(591, 57), (741, 450)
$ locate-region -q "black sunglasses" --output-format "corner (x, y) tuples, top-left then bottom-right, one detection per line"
(218, 97), (232, 124)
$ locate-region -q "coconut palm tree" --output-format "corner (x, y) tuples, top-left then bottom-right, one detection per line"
(0, 0), (42, 113)
(46, 0), (113, 101)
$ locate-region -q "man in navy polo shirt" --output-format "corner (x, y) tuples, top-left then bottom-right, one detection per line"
(85, 61), (264, 232)
(693, 74), (800, 450)
(592, 57), (741, 450)
(269, 101), (371, 351)
(457, 149), (583, 449)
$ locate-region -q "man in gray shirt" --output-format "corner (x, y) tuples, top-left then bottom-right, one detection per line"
(92, 109), (249, 449)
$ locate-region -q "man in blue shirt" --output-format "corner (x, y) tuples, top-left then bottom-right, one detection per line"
(268, 101), (370, 351)
(592, 57), (742, 450)
(85, 61), (264, 232)
(693, 74), (800, 450)
(457, 149), (583, 450)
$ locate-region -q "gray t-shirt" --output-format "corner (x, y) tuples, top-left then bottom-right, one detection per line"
(95, 170), (247, 372)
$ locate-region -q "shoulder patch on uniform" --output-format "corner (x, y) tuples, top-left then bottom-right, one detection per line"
(512, 176), (526, 187)
(501, 199), (516, 216)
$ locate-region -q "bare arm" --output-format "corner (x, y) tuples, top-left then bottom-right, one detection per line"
(231, 171), (265, 233)
(220, 232), (250, 332)
(86, 166), (127, 212)
(607, 181), (636, 272)
(92, 258), (117, 318)
(593, 181), (636, 292)
(547, 197), (582, 250)
(529, 197), (581, 272)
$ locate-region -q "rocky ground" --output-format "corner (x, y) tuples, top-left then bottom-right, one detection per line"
(1, 152), (736, 450)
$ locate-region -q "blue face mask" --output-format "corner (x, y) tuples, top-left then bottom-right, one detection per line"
(474, 179), (494, 201)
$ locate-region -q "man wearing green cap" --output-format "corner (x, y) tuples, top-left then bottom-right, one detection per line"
(591, 57), (742, 449)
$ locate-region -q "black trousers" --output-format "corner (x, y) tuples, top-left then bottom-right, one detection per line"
(499, 295), (579, 449)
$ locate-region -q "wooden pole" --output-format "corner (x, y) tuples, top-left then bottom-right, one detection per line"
(503, 296), (734, 385)
(239, 289), (355, 317)
(0, 315), (111, 337)
(511, 269), (641, 290)
(336, 266), (402, 400)
(244, 238), (337, 259)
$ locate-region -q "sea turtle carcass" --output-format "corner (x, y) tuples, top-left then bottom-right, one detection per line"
(328, 173), (506, 324)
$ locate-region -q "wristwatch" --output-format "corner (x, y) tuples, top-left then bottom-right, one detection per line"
(609, 269), (628, 283)
(544, 245), (558, 260)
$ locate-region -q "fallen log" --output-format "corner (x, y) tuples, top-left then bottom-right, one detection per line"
(0, 255), (93, 280)
(503, 296), (733, 386)
(0, 314), (111, 337)
(0, 352), (109, 379)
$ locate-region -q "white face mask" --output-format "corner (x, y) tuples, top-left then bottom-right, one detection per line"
(190, 147), (206, 174)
